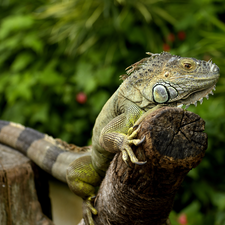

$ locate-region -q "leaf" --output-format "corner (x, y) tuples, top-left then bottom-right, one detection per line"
(71, 62), (97, 94)
(211, 192), (225, 210)
(95, 66), (116, 86)
(5, 73), (33, 104)
(23, 32), (43, 53)
(187, 168), (199, 180)
(85, 5), (103, 28)
(0, 15), (34, 39)
(30, 103), (49, 124)
(153, 6), (176, 24)
(136, 2), (152, 22)
(11, 52), (34, 72)
(89, 90), (110, 114)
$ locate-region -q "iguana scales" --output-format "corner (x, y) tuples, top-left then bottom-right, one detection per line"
(0, 52), (220, 224)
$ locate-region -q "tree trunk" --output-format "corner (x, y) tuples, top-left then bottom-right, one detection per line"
(0, 144), (54, 225)
(84, 107), (207, 225)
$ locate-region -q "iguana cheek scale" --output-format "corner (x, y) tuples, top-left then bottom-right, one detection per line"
(0, 52), (220, 225)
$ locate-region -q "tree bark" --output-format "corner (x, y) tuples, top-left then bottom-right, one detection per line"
(0, 144), (54, 225)
(89, 107), (207, 225)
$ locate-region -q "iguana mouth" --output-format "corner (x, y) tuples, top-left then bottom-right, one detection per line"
(177, 84), (217, 109)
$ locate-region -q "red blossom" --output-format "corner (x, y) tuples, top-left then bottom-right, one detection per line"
(178, 213), (188, 225)
(178, 31), (186, 41)
(76, 92), (87, 104)
(167, 33), (175, 42)
(163, 43), (170, 51)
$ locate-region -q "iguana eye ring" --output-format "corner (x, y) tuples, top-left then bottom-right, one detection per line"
(180, 59), (196, 70)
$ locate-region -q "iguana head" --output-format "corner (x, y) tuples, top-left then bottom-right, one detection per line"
(123, 52), (220, 109)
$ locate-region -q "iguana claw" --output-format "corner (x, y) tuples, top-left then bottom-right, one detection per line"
(134, 161), (147, 165)
(136, 136), (146, 146)
(133, 124), (139, 129)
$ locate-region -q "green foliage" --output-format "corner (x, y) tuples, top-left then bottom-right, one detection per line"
(1, 0), (225, 224)
(38, 0), (176, 57)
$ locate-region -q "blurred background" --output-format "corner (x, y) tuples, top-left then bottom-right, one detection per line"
(0, 0), (225, 224)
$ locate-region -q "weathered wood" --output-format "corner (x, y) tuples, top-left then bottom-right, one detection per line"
(0, 144), (54, 225)
(91, 107), (207, 225)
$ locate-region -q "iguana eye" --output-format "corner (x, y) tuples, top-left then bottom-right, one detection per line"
(180, 59), (196, 70)
(184, 63), (192, 69)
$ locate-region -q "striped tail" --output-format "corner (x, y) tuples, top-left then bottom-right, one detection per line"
(0, 120), (90, 183)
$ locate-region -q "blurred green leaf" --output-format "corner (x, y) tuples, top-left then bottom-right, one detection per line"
(11, 52), (34, 72)
(71, 62), (97, 94)
(0, 15), (34, 39)
(30, 103), (49, 124)
(211, 192), (225, 211)
(89, 90), (110, 115)
(215, 211), (225, 225)
(187, 168), (199, 180)
(23, 32), (43, 53)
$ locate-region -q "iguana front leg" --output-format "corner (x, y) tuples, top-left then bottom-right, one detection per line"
(99, 103), (148, 165)
(127, 104), (163, 136)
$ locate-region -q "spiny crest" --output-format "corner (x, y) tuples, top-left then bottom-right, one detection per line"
(125, 52), (172, 76)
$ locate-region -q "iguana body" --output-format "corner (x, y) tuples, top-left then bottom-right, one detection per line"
(0, 52), (220, 225)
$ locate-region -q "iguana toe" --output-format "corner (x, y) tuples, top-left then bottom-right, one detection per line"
(83, 199), (97, 225)
(85, 198), (98, 215)
(128, 124), (141, 139)
(123, 145), (146, 165)
(122, 149), (128, 162)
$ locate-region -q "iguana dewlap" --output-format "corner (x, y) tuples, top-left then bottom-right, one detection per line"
(0, 52), (220, 225)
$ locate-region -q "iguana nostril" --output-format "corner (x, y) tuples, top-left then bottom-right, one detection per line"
(214, 65), (220, 73)
(211, 63), (220, 73)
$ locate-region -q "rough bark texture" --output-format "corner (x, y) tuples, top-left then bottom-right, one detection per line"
(0, 143), (54, 225)
(92, 107), (207, 225)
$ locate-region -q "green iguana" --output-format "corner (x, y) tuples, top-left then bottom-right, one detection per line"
(0, 52), (220, 225)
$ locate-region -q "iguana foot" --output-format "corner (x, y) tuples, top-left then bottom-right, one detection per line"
(122, 125), (147, 165)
